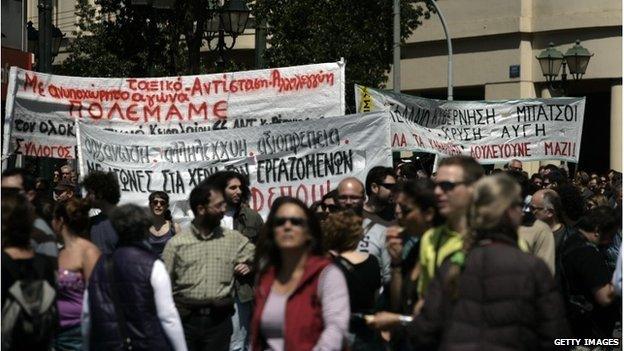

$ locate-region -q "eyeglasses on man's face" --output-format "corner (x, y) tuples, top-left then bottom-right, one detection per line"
(434, 180), (467, 193)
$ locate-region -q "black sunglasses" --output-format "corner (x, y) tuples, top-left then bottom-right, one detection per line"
(380, 183), (396, 191)
(274, 217), (306, 227)
(322, 204), (340, 212)
(151, 199), (168, 206)
(435, 180), (467, 192)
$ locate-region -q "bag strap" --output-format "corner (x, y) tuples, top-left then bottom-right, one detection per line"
(105, 256), (133, 350)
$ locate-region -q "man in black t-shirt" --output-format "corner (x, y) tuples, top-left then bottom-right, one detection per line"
(560, 208), (619, 338)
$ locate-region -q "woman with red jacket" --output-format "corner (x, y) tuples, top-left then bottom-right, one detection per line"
(250, 197), (350, 351)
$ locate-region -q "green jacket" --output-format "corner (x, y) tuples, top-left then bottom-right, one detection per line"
(233, 205), (264, 302)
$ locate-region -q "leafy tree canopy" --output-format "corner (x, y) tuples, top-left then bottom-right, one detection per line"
(252, 0), (434, 111)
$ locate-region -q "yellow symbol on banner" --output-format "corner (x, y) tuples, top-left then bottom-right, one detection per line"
(358, 87), (373, 113)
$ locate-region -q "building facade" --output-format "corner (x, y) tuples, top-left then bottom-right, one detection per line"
(391, 0), (622, 173)
(23, 0), (622, 173)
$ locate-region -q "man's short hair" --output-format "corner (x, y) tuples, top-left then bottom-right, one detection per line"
(211, 170), (251, 204)
(82, 171), (121, 205)
(189, 176), (222, 216)
(542, 189), (563, 221)
(576, 206), (618, 241)
(109, 204), (151, 244)
(1, 168), (35, 191)
(1, 189), (34, 248)
(365, 166), (395, 197)
(544, 170), (566, 187)
(438, 156), (484, 184)
(576, 171), (590, 186)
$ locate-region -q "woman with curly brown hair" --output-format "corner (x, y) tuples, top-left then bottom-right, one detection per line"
(322, 210), (383, 351)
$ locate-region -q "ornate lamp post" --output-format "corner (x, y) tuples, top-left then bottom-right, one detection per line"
(26, 21), (65, 71)
(536, 40), (593, 95)
(205, 0), (250, 72)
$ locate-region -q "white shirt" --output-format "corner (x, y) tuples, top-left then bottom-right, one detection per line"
(221, 209), (236, 230)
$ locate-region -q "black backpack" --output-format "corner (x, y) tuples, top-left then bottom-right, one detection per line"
(1, 254), (58, 351)
(556, 233), (610, 338)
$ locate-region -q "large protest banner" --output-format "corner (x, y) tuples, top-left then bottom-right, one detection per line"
(2, 62), (346, 161)
(77, 111), (391, 217)
(355, 85), (586, 163)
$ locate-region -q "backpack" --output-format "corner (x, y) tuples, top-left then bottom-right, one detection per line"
(556, 233), (609, 338)
(1, 254), (58, 351)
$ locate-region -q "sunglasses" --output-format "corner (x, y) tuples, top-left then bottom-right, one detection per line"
(380, 183), (396, 191)
(322, 204), (340, 212)
(151, 199), (167, 206)
(274, 217), (306, 227)
(435, 180), (467, 192)
(337, 195), (363, 201)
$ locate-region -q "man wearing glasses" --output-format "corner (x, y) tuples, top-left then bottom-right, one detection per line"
(336, 177), (392, 285)
(417, 156), (484, 298)
(363, 166), (398, 227)
(530, 189), (570, 251)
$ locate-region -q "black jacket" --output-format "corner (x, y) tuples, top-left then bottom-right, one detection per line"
(409, 233), (570, 351)
(88, 244), (171, 351)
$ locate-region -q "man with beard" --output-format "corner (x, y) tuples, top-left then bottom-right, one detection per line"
(163, 178), (255, 351)
(336, 177), (391, 284)
(363, 166), (397, 227)
(212, 171), (262, 351)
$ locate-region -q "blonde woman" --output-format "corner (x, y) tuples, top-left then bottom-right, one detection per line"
(368, 174), (570, 350)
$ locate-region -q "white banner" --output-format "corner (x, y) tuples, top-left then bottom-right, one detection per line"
(355, 85), (586, 164)
(3, 62), (346, 160)
(77, 111), (391, 218)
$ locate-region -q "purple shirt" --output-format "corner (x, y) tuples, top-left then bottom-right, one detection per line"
(57, 269), (85, 328)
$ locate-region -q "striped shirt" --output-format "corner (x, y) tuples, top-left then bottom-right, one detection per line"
(162, 224), (255, 306)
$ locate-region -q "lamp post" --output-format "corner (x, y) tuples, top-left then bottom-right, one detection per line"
(536, 40), (593, 95)
(26, 21), (65, 72)
(25, 19), (64, 180)
(129, 0), (176, 76)
(205, 0), (250, 72)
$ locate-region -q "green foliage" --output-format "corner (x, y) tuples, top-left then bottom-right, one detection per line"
(252, 0), (434, 112)
(59, 0), (188, 77)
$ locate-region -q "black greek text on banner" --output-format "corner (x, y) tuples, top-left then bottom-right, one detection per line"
(354, 84), (585, 164)
(76, 111), (392, 218)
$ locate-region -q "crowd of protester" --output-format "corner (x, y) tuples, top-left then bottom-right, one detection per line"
(1, 157), (622, 350)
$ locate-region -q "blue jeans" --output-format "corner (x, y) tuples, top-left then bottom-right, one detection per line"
(54, 325), (82, 351)
(229, 297), (252, 351)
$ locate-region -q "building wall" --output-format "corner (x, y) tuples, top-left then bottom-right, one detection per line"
(397, 0), (622, 172)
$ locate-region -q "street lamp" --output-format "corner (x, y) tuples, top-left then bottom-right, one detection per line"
(128, 0), (176, 76)
(536, 40), (593, 94)
(564, 40), (593, 81)
(26, 21), (65, 67)
(205, 0), (251, 71)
